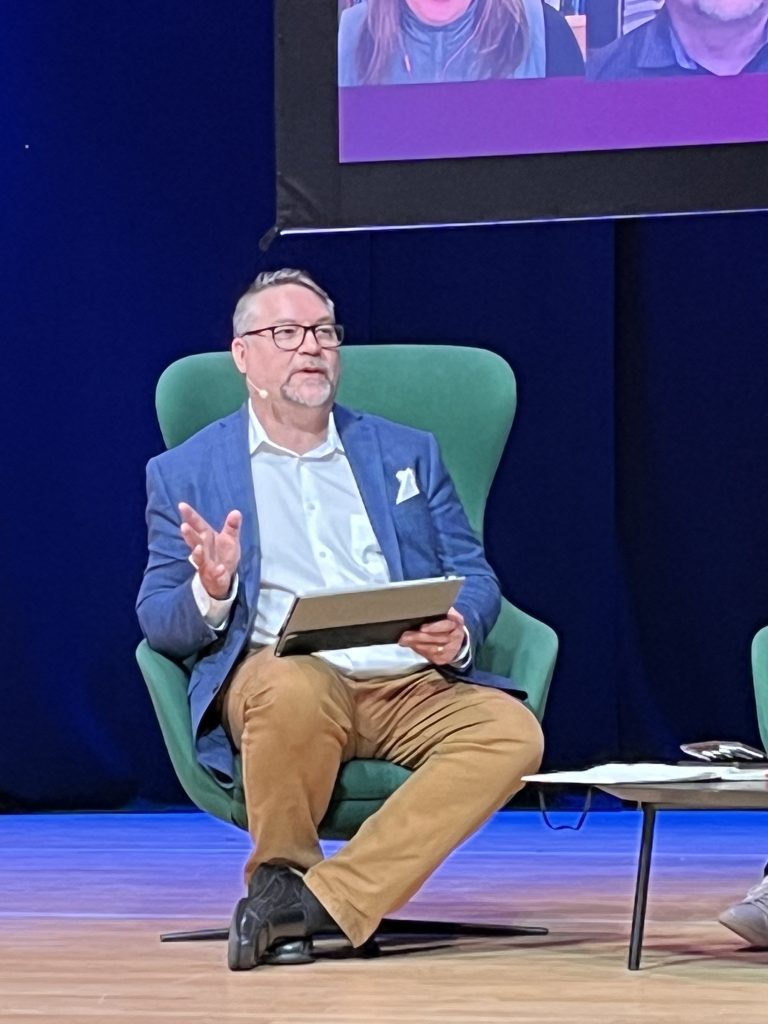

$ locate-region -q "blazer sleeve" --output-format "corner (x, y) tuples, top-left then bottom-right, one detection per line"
(423, 433), (502, 655)
(135, 457), (222, 660)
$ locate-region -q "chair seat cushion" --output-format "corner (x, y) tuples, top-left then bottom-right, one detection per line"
(229, 756), (413, 839)
(321, 759), (413, 840)
(331, 758), (412, 802)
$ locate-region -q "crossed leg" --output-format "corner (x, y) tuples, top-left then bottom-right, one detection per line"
(224, 649), (544, 952)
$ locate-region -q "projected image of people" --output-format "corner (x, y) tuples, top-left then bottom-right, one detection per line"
(338, 0), (586, 83)
(586, 0), (768, 77)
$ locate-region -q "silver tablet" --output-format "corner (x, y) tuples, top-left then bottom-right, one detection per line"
(274, 576), (465, 657)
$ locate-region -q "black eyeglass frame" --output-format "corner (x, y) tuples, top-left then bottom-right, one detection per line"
(240, 323), (345, 351)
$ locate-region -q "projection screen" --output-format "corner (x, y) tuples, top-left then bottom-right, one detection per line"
(272, 0), (768, 235)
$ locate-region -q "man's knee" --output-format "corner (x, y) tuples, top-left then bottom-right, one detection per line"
(473, 690), (545, 776)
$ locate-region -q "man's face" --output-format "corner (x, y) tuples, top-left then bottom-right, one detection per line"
(403, 0), (474, 25)
(681, 0), (768, 20)
(231, 283), (341, 410)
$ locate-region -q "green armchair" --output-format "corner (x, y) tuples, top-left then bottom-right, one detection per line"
(136, 344), (558, 950)
(751, 626), (768, 754)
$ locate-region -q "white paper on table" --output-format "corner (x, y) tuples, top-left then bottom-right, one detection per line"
(522, 762), (768, 785)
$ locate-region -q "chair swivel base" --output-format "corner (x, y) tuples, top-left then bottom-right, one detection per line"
(376, 918), (548, 938)
(160, 916), (548, 963)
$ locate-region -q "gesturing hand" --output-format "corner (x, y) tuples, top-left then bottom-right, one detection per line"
(178, 502), (242, 600)
(398, 607), (466, 666)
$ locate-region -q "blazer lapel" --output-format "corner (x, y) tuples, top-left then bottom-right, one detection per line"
(215, 403), (261, 611)
(335, 405), (404, 581)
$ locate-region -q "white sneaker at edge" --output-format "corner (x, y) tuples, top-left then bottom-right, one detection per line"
(718, 875), (768, 947)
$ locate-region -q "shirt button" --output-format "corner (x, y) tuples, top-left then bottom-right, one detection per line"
(319, 550), (327, 559)
(307, 503), (316, 511)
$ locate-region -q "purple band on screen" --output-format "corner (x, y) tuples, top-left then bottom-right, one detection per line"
(339, 77), (768, 162)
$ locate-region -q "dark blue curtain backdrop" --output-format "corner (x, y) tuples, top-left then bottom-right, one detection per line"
(4, 2), (768, 809)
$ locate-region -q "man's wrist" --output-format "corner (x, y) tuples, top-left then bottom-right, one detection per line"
(450, 626), (473, 670)
(192, 571), (238, 630)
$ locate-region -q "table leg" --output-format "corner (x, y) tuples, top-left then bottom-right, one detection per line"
(628, 803), (657, 970)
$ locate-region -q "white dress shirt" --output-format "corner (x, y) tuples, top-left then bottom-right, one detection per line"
(192, 405), (469, 677)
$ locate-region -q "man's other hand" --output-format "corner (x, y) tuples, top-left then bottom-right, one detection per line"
(179, 502), (242, 600)
(398, 607), (465, 665)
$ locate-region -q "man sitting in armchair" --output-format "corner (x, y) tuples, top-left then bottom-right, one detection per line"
(136, 268), (543, 970)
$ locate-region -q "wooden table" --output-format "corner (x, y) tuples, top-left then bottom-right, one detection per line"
(597, 780), (768, 969)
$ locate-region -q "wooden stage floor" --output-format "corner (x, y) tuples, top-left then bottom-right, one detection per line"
(2, 809), (768, 1023)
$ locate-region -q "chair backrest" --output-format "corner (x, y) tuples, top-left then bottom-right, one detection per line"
(156, 345), (516, 537)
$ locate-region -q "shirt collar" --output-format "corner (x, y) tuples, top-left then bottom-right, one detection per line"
(248, 402), (344, 458)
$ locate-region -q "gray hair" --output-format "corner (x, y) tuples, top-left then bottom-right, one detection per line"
(232, 268), (335, 336)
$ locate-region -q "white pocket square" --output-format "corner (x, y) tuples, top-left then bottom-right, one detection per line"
(395, 467), (420, 505)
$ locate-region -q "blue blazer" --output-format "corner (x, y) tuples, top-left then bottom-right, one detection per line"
(137, 402), (513, 782)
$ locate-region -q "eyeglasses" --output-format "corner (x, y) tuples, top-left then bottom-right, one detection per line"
(240, 322), (345, 351)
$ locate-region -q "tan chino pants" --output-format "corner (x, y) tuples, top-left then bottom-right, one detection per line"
(223, 646), (543, 947)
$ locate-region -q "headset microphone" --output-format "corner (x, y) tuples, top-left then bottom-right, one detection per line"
(245, 377), (269, 399)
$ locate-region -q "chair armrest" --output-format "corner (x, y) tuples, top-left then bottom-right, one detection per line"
(135, 639), (246, 827)
(477, 598), (558, 722)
